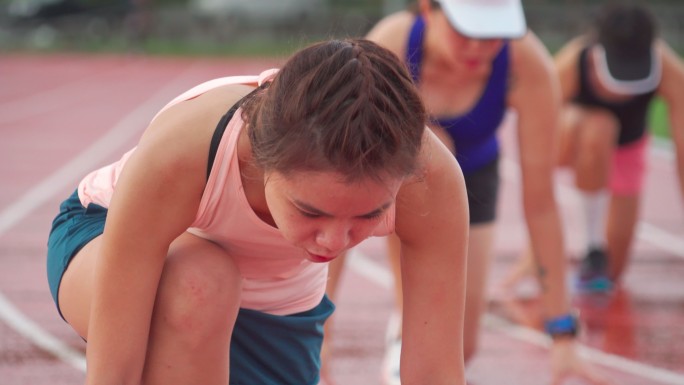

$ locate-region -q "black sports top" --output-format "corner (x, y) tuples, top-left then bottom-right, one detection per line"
(573, 47), (657, 146)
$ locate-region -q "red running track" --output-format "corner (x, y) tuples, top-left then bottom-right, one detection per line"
(1, 53), (683, 385)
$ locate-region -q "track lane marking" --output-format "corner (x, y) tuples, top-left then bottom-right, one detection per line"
(346, 248), (684, 385)
(0, 63), (681, 379)
(501, 158), (684, 259)
(0, 64), (203, 372)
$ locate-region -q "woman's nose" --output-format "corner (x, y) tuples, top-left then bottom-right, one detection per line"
(465, 38), (486, 49)
(315, 224), (351, 253)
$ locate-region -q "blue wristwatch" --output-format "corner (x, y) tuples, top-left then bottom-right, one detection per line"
(544, 313), (579, 339)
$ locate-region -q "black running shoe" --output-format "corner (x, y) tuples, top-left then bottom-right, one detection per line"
(576, 247), (613, 292)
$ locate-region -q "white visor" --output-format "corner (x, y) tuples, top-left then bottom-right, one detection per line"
(437, 0), (527, 39)
(592, 45), (661, 95)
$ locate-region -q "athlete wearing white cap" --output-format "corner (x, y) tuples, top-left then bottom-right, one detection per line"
(322, 1), (611, 385)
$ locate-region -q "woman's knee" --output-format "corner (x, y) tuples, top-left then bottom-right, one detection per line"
(577, 110), (618, 154)
(155, 235), (242, 337)
(556, 106), (584, 167)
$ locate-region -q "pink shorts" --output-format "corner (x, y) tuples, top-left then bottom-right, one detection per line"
(609, 136), (649, 196)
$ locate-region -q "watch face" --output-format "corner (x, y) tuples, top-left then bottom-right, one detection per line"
(544, 313), (579, 338)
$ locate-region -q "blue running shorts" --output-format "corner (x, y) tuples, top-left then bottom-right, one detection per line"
(46, 189), (107, 319)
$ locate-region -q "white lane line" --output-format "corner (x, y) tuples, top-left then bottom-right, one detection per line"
(0, 80), (97, 125)
(501, 158), (684, 259)
(637, 222), (684, 257)
(346, 248), (684, 385)
(0, 294), (87, 371)
(0, 61), (147, 125)
(483, 315), (684, 385)
(3, 67), (679, 377)
(0, 64), (203, 372)
(0, 65), (200, 235)
(651, 137), (674, 161)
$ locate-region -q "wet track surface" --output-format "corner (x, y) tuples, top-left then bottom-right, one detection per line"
(1, 53), (683, 385)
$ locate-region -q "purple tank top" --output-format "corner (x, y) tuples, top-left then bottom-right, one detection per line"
(405, 16), (510, 174)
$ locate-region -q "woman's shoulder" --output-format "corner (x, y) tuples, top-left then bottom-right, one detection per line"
(394, 130), (467, 243)
(508, 31), (553, 65)
(552, 35), (590, 91)
(136, 82), (255, 169)
(148, 83), (254, 133)
(397, 131), (464, 211)
(157, 81), (256, 119)
(366, 10), (415, 57)
(554, 35), (590, 62)
(655, 39), (684, 98)
(506, 32), (557, 90)
(188, 83), (257, 114)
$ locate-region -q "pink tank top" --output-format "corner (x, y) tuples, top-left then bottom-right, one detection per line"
(78, 71), (395, 315)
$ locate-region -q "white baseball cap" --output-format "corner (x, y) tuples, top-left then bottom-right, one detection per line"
(436, 0), (527, 39)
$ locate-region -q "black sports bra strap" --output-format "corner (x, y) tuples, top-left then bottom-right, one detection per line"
(207, 104), (240, 180)
(206, 85), (265, 180)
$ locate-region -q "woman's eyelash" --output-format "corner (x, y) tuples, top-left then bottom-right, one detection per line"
(298, 209), (382, 220)
(361, 212), (383, 220)
(300, 211), (321, 218)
